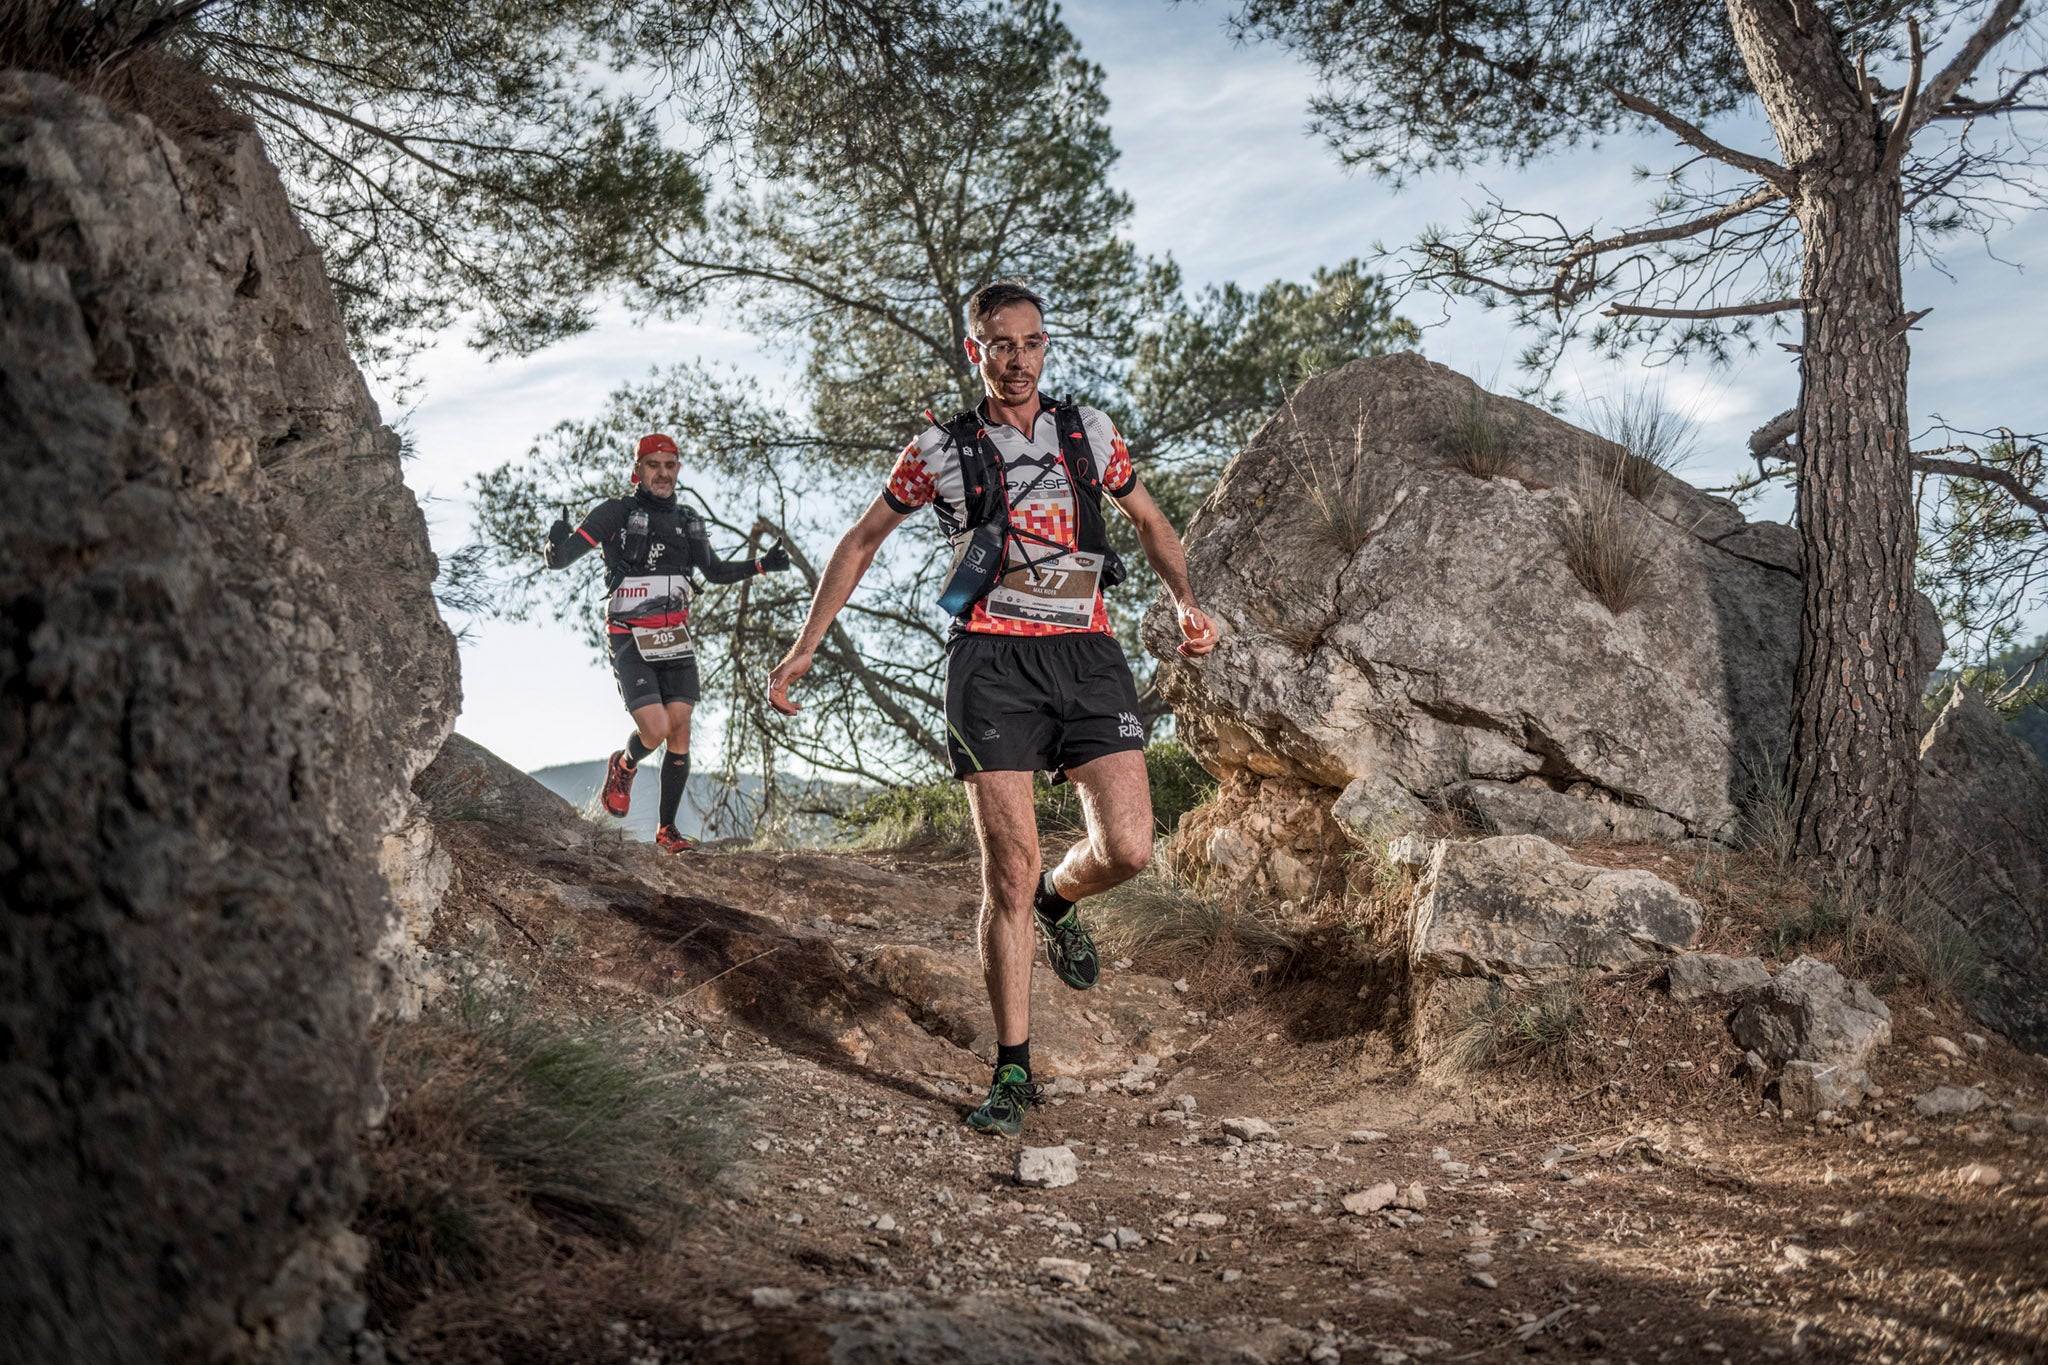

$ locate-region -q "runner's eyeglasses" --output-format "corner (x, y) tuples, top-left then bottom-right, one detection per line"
(975, 333), (1049, 360)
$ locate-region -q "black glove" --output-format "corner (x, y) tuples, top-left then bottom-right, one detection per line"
(547, 515), (572, 549)
(759, 545), (792, 573)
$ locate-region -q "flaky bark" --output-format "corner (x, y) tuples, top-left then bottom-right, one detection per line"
(1726, 0), (1921, 896)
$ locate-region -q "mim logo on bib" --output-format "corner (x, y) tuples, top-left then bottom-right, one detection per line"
(609, 573), (693, 617)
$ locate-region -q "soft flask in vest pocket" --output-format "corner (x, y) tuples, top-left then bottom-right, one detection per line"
(937, 519), (1007, 618)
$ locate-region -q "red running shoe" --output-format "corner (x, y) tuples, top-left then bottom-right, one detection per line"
(601, 750), (636, 817)
(655, 825), (698, 854)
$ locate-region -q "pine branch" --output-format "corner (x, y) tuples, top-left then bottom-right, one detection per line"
(1608, 87), (1791, 188)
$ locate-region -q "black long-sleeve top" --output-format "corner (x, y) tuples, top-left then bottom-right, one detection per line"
(545, 488), (763, 634)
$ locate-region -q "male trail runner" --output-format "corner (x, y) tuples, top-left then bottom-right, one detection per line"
(547, 433), (792, 851)
(766, 282), (1218, 1135)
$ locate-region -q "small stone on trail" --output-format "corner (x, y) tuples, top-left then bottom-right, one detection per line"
(750, 1287), (797, 1308)
(1963, 1032), (1988, 1051)
(1037, 1257), (1091, 1288)
(1929, 1036), (1964, 1059)
(1175, 1093), (1199, 1113)
(1115, 1226), (1146, 1250)
(1189, 1212), (1228, 1229)
(1539, 1144), (1577, 1170)
(1347, 1129), (1389, 1143)
(1914, 1085), (1989, 1117)
(1468, 1271), (1498, 1290)
(1958, 1163), (2004, 1187)
(1016, 1145), (1079, 1189)
(1342, 1182), (1398, 1215)
(2010, 1113), (2045, 1134)
(1464, 1251), (1493, 1267)
(1222, 1117), (1277, 1142)
(1396, 1183), (1429, 1212)
(1172, 978), (1191, 993)
(873, 1214), (896, 1232)
(1220, 1268), (1243, 1284)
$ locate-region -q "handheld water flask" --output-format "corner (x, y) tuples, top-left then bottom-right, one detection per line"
(937, 519), (1006, 618)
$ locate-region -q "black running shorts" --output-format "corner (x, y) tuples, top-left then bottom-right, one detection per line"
(610, 633), (700, 712)
(944, 631), (1145, 779)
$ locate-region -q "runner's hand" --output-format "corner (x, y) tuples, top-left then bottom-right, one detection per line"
(547, 515), (572, 548)
(1176, 604), (1219, 658)
(767, 646), (814, 715)
(759, 545), (792, 573)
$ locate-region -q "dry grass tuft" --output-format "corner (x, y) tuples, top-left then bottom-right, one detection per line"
(1584, 386), (1698, 500)
(358, 995), (736, 1324)
(0, 2), (249, 145)
(1092, 851), (1303, 967)
(1434, 975), (1592, 1076)
(1444, 388), (1518, 479)
(1284, 397), (1404, 554)
(1559, 446), (1661, 613)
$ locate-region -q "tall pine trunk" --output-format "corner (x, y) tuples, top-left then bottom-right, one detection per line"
(1726, 0), (1920, 897)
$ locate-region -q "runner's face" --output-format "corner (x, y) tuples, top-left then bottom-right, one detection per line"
(637, 453), (680, 497)
(970, 303), (1046, 408)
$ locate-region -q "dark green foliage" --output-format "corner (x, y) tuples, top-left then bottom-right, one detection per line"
(1143, 740), (1219, 835)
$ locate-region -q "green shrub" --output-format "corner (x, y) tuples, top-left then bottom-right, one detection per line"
(1144, 740), (1218, 834)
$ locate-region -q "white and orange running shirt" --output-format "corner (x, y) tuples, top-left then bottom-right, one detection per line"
(883, 402), (1136, 636)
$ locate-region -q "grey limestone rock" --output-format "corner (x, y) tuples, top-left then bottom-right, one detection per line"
(1913, 1085), (1990, 1117)
(1730, 956), (1893, 1068)
(1, 72), (456, 1361)
(1410, 835), (1703, 983)
(1667, 952), (1773, 1005)
(1145, 354), (1945, 848)
(1016, 1145), (1080, 1189)
(1779, 1061), (1872, 1118)
(1916, 687), (2048, 1052)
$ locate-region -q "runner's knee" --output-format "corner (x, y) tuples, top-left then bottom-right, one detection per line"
(1097, 829), (1151, 883)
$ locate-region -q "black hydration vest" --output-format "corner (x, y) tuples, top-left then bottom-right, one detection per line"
(931, 398), (1127, 619)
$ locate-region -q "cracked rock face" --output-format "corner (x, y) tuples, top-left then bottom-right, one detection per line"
(1, 73), (455, 1361)
(1731, 956), (1893, 1069)
(1145, 354), (1943, 844)
(1409, 835), (1702, 983)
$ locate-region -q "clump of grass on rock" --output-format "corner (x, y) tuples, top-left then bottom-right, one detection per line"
(358, 994), (735, 1324)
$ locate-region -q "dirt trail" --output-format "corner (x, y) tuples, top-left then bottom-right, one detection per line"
(388, 791), (2048, 1364)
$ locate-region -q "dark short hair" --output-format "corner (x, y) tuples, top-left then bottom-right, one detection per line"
(968, 280), (1046, 334)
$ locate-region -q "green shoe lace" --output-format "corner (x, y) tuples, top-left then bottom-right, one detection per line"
(965, 1063), (1039, 1137)
(1040, 905), (1100, 991)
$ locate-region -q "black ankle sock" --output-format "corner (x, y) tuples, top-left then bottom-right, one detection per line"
(658, 750), (690, 829)
(625, 734), (656, 765)
(996, 1040), (1031, 1077)
(1036, 870), (1076, 924)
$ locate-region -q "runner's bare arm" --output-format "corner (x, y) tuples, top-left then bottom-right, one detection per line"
(1107, 479), (1217, 658)
(767, 495), (912, 714)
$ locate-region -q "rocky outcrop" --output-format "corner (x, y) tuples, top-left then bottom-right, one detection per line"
(1409, 835), (1702, 982)
(1915, 688), (2048, 1051)
(1666, 952), (1772, 1005)
(1, 71), (457, 1363)
(1145, 354), (1942, 855)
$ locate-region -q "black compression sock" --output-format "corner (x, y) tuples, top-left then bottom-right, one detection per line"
(996, 1039), (1031, 1078)
(1036, 870), (1076, 925)
(626, 734), (656, 765)
(658, 750), (690, 829)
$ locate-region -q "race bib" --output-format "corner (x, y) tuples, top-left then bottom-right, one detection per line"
(983, 550), (1103, 629)
(631, 623), (695, 662)
(609, 572), (692, 619)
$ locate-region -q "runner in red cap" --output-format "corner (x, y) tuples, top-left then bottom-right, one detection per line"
(545, 434), (793, 850)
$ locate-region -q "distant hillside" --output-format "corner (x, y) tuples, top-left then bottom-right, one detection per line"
(527, 760), (855, 844)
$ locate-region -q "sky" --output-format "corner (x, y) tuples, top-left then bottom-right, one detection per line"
(381, 0), (2048, 774)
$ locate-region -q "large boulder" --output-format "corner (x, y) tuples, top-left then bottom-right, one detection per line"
(1, 71), (456, 1361)
(1915, 687), (2048, 1051)
(1409, 835), (1702, 982)
(1145, 354), (1942, 849)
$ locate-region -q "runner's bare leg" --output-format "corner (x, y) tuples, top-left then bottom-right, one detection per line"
(963, 770), (1040, 1046)
(1049, 749), (1153, 900)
